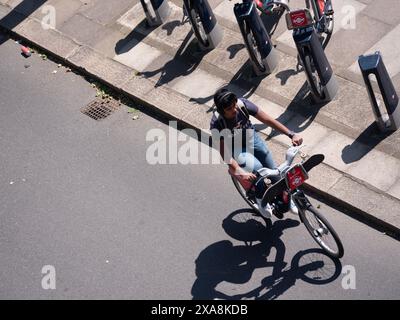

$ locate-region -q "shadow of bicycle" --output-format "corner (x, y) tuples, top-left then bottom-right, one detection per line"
(191, 209), (342, 300)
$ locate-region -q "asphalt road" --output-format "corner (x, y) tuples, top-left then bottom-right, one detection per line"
(0, 33), (399, 300)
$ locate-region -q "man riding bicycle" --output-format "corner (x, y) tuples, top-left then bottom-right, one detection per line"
(210, 88), (303, 218)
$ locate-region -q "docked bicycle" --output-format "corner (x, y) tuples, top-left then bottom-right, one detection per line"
(237, 0), (338, 101)
(183, 0), (223, 50)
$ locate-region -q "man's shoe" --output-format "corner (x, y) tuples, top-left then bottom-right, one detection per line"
(256, 198), (273, 219)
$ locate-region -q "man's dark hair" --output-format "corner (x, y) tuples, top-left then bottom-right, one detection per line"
(214, 88), (237, 115)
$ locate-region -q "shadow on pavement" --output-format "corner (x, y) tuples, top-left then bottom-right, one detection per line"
(265, 82), (328, 137)
(0, 0), (48, 46)
(226, 43), (246, 60)
(191, 209), (342, 300)
(188, 59), (269, 111)
(140, 30), (209, 88)
(115, 19), (157, 55)
(341, 122), (394, 164)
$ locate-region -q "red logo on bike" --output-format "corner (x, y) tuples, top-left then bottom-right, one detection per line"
(286, 165), (307, 190)
(290, 11), (309, 28)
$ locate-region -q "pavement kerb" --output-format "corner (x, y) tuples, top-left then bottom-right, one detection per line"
(2, 20), (400, 239)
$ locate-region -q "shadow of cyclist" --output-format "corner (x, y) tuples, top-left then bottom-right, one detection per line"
(191, 209), (299, 300)
(191, 209), (342, 300)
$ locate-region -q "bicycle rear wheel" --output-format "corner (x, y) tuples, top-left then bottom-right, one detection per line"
(299, 205), (344, 258)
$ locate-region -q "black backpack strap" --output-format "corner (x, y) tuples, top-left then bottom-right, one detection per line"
(213, 110), (228, 130)
(237, 99), (250, 122)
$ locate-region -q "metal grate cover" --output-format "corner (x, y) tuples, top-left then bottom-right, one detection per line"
(81, 99), (120, 120)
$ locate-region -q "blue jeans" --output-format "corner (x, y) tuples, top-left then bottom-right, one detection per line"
(234, 131), (277, 199)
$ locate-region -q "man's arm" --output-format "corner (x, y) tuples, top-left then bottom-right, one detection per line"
(254, 109), (303, 146)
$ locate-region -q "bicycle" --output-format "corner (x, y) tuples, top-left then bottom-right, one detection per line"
(247, 0), (335, 100)
(230, 145), (344, 259)
(254, 0), (334, 48)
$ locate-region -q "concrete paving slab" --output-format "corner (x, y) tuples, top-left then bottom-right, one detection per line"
(58, 13), (117, 49)
(170, 68), (226, 102)
(309, 131), (362, 172)
(13, 17), (80, 59)
(348, 24), (400, 78)
(326, 14), (393, 69)
(0, 2), (10, 19)
(78, 0), (134, 26)
(307, 161), (343, 193)
(91, 27), (129, 59)
(31, 0), (83, 29)
(114, 39), (164, 72)
(182, 103), (215, 131)
(387, 180), (400, 200)
(361, 0), (400, 26)
(213, 0), (237, 25)
(329, 176), (400, 227)
(121, 75), (156, 102)
(144, 84), (197, 121)
(319, 76), (376, 132)
(347, 148), (400, 192)
(68, 46), (135, 88)
(265, 53), (308, 102)
(205, 27), (250, 78)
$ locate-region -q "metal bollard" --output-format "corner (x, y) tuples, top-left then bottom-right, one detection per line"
(140, 0), (171, 27)
(293, 26), (338, 102)
(358, 52), (400, 132)
(234, 1), (278, 76)
(183, 0), (223, 50)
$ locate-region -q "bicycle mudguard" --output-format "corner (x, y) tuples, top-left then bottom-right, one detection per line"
(261, 154), (325, 207)
(302, 154), (324, 172)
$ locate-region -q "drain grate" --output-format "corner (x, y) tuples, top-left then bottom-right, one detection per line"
(81, 98), (120, 120)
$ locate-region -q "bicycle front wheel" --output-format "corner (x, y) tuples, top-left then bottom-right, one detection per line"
(303, 50), (325, 100)
(187, 2), (209, 47)
(231, 176), (260, 213)
(242, 21), (267, 73)
(299, 205), (344, 258)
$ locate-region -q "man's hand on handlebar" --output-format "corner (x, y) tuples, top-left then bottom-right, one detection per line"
(292, 134), (303, 146)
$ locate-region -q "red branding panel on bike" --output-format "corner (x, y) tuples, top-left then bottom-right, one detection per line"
(287, 10), (312, 29)
(285, 164), (309, 191)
